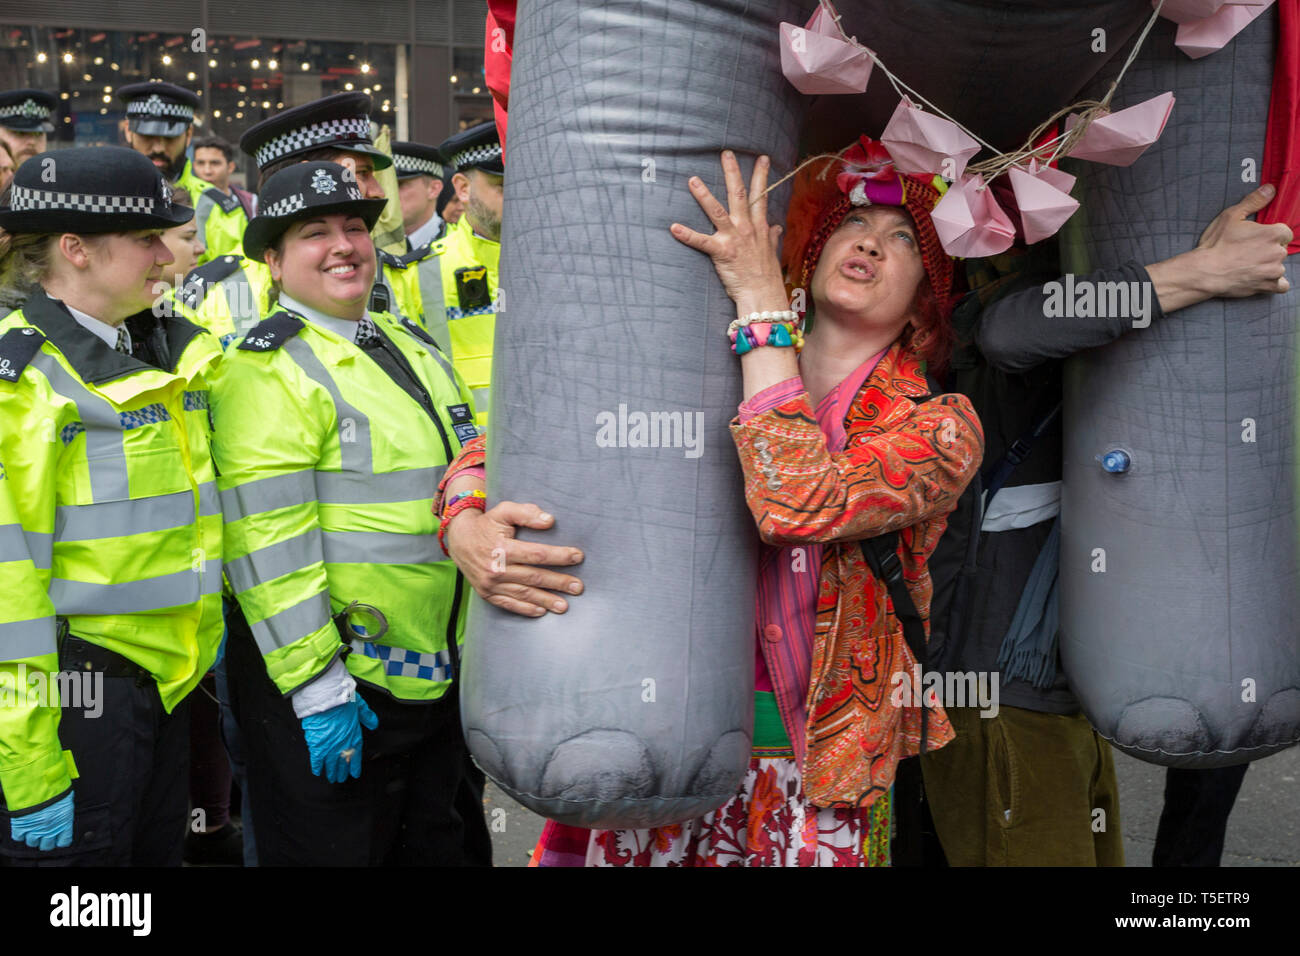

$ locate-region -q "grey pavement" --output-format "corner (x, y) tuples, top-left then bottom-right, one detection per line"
(483, 745), (1300, 867)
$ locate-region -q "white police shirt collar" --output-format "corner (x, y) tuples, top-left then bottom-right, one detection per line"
(53, 294), (130, 352)
(278, 293), (367, 344)
(406, 212), (444, 251)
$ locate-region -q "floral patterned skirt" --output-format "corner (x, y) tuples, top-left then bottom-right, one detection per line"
(529, 750), (892, 867)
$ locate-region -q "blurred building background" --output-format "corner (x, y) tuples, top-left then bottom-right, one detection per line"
(0, 1), (493, 185)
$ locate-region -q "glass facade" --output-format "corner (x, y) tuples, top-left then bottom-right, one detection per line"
(0, 23), (493, 182)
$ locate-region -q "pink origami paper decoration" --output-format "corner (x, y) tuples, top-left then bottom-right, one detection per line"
(1008, 163), (1080, 244)
(779, 3), (873, 95)
(931, 174), (1016, 257)
(1064, 92), (1175, 167)
(1154, 0), (1231, 24)
(1024, 157), (1077, 195)
(880, 96), (981, 179)
(1175, 0), (1274, 59)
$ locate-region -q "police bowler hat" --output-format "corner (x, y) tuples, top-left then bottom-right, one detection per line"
(243, 161), (387, 260)
(0, 146), (194, 234)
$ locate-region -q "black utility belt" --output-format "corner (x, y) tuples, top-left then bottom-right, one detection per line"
(57, 630), (154, 685)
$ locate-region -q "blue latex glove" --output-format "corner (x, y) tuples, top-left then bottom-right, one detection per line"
(300, 693), (379, 783)
(10, 791), (75, 851)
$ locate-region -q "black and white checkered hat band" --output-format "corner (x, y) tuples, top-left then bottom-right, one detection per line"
(453, 143), (503, 168)
(127, 96), (194, 121)
(395, 155), (444, 177)
(261, 194), (307, 218)
(0, 100), (51, 121)
(254, 116), (373, 169)
(10, 184), (154, 214)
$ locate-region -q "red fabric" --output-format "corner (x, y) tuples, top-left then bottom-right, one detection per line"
(1259, 0), (1300, 254)
(485, 0), (517, 154)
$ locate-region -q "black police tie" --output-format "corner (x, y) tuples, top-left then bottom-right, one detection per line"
(354, 316), (381, 350)
(115, 327), (130, 355)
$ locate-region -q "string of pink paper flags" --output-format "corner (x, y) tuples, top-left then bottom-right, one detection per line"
(778, 0), (1276, 257)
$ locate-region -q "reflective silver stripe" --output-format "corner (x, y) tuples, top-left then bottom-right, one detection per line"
(220, 470), (315, 520)
(49, 559), (221, 614)
(0, 524), (52, 570)
(225, 265), (259, 335)
(470, 386), (489, 411)
(225, 527), (323, 595)
(195, 192), (217, 249)
(322, 530), (441, 566)
(29, 352), (129, 502)
(284, 337), (373, 475)
(316, 467), (444, 505)
(55, 481), (219, 542)
(0, 616), (57, 662)
(248, 590), (332, 655)
(417, 257), (450, 354)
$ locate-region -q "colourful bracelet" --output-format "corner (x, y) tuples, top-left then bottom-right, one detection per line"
(438, 491), (487, 556)
(444, 489), (487, 512)
(730, 320), (804, 355)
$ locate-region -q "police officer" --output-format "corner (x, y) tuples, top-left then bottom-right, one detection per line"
(116, 81), (204, 194)
(428, 121), (504, 427)
(211, 162), (488, 864)
(189, 134), (254, 266)
(0, 147), (223, 865)
(0, 89), (56, 171)
(378, 141), (452, 352)
(183, 93), (423, 348)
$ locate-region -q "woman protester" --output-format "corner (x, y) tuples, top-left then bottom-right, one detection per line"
(437, 139), (983, 866)
(0, 147), (224, 865)
(210, 162), (490, 865)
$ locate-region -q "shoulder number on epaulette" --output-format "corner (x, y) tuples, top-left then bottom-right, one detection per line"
(0, 327), (47, 383)
(237, 311), (305, 352)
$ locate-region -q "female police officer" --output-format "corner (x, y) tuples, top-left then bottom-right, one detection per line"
(211, 162), (489, 865)
(0, 146), (224, 865)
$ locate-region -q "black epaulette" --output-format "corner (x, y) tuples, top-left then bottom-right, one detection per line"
(237, 311), (304, 352)
(0, 326), (46, 383)
(181, 255), (246, 310)
(377, 248), (406, 270)
(398, 316), (439, 348)
(203, 187), (243, 215)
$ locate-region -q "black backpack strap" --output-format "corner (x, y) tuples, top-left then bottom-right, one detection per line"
(860, 530), (931, 753)
(980, 399), (1062, 503)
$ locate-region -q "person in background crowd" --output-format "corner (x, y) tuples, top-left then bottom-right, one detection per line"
(438, 170), (464, 226)
(378, 141), (452, 352)
(425, 121), (504, 427)
(190, 135), (255, 266)
(211, 162), (489, 865)
(116, 82), (207, 204)
(0, 147), (223, 865)
(920, 183), (1291, 866)
(0, 145), (14, 194)
(0, 89), (54, 170)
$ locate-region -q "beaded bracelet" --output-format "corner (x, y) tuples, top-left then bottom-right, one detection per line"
(727, 310), (798, 337)
(729, 320), (804, 355)
(438, 490), (487, 556)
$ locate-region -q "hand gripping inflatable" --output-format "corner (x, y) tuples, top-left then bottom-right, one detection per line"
(1058, 12), (1300, 767)
(463, 0), (807, 829)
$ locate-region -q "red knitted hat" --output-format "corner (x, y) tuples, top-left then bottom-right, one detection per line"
(781, 136), (954, 316)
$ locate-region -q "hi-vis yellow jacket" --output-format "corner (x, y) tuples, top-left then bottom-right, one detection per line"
(175, 159), (249, 267)
(0, 295), (224, 812)
(210, 306), (478, 703)
(384, 215), (499, 427)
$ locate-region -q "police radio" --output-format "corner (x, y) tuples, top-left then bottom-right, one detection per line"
(454, 266), (492, 310)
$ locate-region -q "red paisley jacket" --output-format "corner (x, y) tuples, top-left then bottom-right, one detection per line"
(729, 339), (983, 808)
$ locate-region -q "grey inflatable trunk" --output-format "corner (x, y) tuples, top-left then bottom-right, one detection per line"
(1058, 12), (1300, 767)
(465, 0), (1297, 829)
